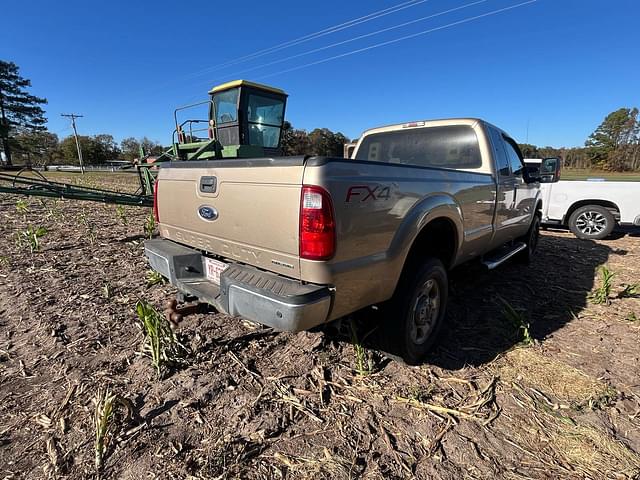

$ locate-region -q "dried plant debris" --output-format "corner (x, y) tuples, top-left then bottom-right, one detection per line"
(495, 348), (616, 409)
(0, 174), (639, 479)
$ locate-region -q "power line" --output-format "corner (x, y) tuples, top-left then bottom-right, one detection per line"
(176, 0), (535, 107)
(256, 0), (537, 80)
(181, 0), (486, 101)
(135, 0), (432, 101)
(184, 0), (431, 79)
(208, 0), (486, 83)
(61, 113), (85, 174)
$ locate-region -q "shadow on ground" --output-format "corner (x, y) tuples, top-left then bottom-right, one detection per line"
(324, 234), (616, 369)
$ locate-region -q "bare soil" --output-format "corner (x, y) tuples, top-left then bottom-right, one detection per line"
(0, 173), (639, 479)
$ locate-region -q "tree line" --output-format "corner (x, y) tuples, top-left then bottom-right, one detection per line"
(518, 107), (640, 171)
(8, 123), (349, 166)
(281, 121), (350, 157)
(8, 130), (165, 166)
(1, 59), (639, 170)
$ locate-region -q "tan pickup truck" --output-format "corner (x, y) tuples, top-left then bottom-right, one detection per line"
(145, 118), (541, 364)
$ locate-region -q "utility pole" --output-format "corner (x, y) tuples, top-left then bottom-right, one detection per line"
(61, 113), (85, 174)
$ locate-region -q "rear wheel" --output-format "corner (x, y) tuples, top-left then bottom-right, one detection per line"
(380, 258), (448, 365)
(516, 214), (541, 264)
(568, 205), (615, 240)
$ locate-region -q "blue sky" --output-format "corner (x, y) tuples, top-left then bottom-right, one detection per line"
(2, 0), (638, 147)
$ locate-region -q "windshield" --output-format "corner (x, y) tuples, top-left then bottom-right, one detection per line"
(247, 93), (285, 148)
(247, 94), (284, 125)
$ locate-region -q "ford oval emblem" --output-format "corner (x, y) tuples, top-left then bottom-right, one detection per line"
(198, 205), (218, 221)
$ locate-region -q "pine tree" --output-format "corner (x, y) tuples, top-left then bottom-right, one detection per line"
(585, 108), (640, 170)
(0, 60), (48, 166)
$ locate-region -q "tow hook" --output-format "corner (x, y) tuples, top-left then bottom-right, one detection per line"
(164, 298), (210, 328)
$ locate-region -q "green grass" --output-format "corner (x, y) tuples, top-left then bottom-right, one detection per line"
(94, 388), (117, 471)
(115, 205), (128, 225)
(15, 199), (29, 215)
(45, 199), (63, 220)
(144, 214), (156, 239)
(145, 270), (166, 287)
(79, 210), (98, 245)
(135, 300), (187, 378)
(499, 297), (534, 346)
(17, 225), (48, 253)
(349, 319), (372, 376)
(618, 283), (639, 299)
(93, 388), (134, 472)
(561, 169), (640, 181)
(590, 266), (615, 305)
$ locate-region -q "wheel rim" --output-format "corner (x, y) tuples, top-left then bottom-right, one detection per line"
(575, 211), (607, 235)
(410, 278), (440, 344)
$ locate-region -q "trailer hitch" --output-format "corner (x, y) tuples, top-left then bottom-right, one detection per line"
(164, 298), (211, 328)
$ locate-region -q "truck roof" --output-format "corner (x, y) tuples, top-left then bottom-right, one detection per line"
(208, 79), (287, 96)
(359, 118), (485, 137)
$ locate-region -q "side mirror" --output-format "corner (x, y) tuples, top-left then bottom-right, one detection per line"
(539, 157), (561, 183)
(524, 165), (541, 184)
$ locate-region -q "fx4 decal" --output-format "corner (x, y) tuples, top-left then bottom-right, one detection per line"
(346, 185), (391, 203)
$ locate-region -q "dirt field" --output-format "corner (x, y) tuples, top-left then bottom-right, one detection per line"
(1, 173), (639, 479)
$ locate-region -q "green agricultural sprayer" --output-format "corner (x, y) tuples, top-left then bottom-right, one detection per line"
(0, 80), (288, 206)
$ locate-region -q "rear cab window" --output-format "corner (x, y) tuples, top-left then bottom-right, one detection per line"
(354, 125), (482, 170)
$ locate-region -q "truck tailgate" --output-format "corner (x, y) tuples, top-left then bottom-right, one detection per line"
(156, 161), (305, 279)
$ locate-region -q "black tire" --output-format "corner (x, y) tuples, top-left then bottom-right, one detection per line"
(516, 214), (541, 264)
(568, 205), (615, 240)
(379, 258), (448, 365)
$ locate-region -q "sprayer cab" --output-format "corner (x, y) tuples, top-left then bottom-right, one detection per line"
(210, 80), (287, 153)
(171, 80), (288, 161)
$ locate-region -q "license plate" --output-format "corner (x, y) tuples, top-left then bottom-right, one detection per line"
(204, 257), (228, 285)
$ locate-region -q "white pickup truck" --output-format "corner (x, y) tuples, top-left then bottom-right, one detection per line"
(525, 158), (640, 239)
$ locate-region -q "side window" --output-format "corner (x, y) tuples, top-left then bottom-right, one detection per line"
(502, 138), (524, 176)
(487, 126), (510, 176)
(213, 88), (239, 124)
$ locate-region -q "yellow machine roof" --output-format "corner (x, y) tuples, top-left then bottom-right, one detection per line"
(209, 80), (287, 96)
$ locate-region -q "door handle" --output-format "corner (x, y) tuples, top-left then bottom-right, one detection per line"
(199, 176), (217, 193)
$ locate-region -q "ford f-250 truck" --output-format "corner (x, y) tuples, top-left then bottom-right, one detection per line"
(145, 118), (541, 364)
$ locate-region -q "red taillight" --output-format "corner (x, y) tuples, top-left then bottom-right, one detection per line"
(299, 185), (335, 260)
(153, 180), (160, 223)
